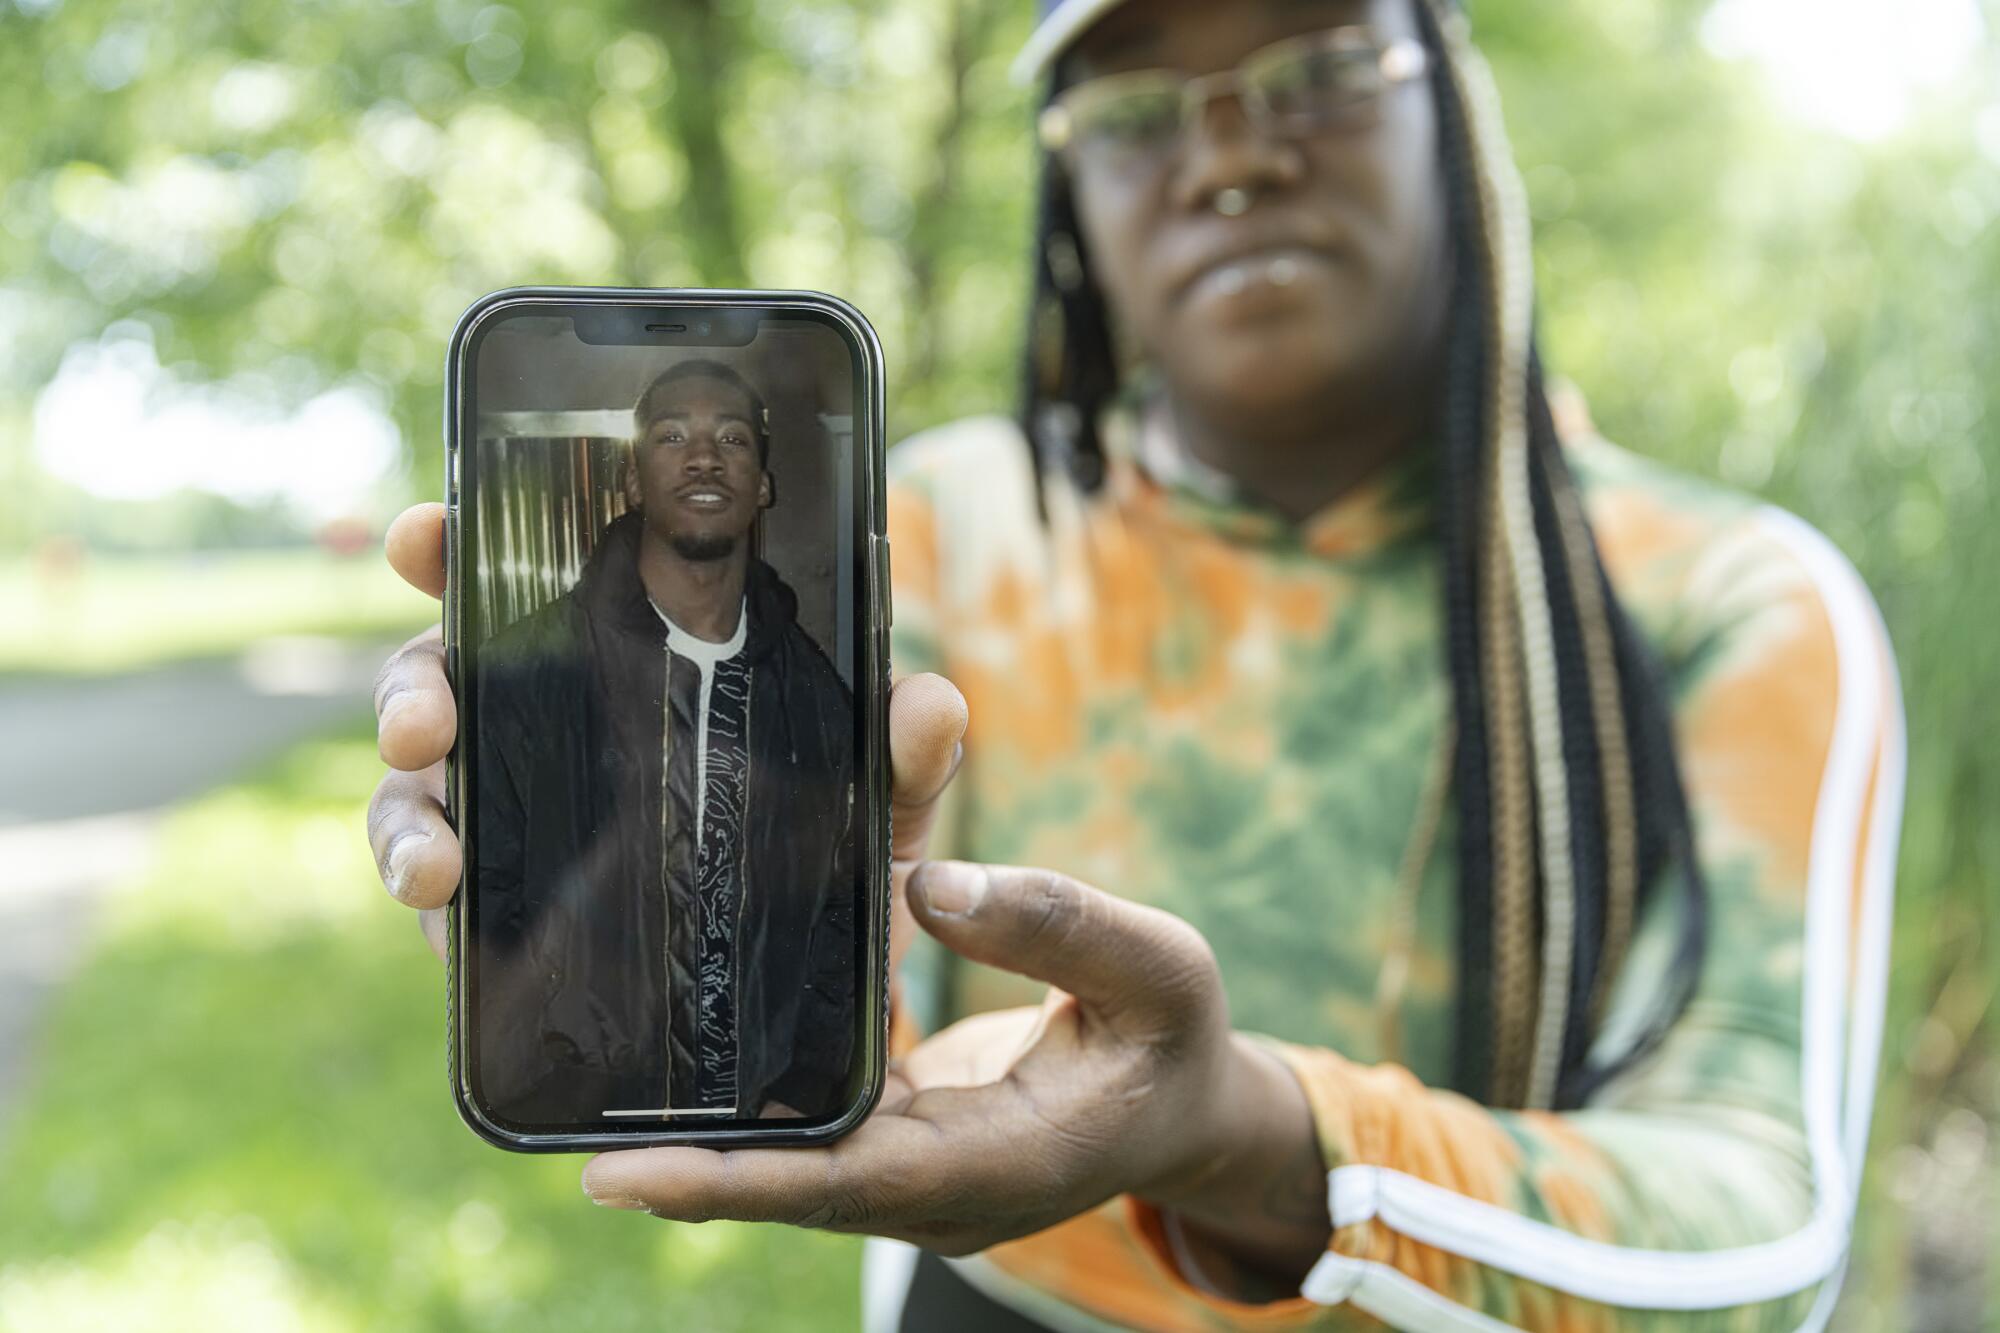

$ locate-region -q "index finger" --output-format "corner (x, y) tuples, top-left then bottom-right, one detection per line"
(579, 1102), (990, 1233)
(888, 672), (966, 861)
(373, 627), (454, 772)
(386, 502), (446, 600)
(887, 673), (967, 978)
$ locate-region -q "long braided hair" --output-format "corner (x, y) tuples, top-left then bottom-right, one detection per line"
(1013, 0), (1706, 1110)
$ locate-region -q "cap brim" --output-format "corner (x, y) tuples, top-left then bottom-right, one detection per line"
(1009, 0), (1132, 87)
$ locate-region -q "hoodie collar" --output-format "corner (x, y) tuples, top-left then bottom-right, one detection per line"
(1097, 384), (1436, 562)
(575, 509), (799, 661)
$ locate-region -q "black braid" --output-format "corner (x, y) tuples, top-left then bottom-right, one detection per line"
(1523, 349), (1611, 1090)
(1018, 113), (1117, 518)
(1420, 4), (1708, 1106)
(1560, 545), (1711, 1106)
(1424, 7), (1500, 1100)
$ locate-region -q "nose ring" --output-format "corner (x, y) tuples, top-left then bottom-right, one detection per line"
(1213, 186), (1252, 216)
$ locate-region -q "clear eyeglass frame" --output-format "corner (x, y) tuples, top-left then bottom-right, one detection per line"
(1037, 26), (1430, 171)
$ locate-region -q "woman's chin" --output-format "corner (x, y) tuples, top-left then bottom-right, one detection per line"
(1166, 322), (1360, 413)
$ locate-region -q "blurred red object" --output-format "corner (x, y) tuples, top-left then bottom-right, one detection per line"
(32, 534), (86, 588)
(317, 516), (372, 557)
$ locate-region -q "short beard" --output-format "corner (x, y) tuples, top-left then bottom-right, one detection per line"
(667, 531), (739, 562)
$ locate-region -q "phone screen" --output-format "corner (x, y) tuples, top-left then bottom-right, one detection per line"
(447, 294), (884, 1144)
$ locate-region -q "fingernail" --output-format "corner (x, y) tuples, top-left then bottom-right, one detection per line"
(588, 1193), (650, 1211)
(582, 1171), (650, 1210)
(386, 831), (432, 900)
(917, 860), (986, 916)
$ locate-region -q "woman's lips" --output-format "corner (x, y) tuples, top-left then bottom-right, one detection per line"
(1180, 244), (1331, 309)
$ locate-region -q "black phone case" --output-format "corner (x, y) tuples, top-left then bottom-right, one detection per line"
(441, 286), (892, 1152)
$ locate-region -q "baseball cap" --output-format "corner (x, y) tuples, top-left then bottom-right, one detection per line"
(1009, 0), (1465, 88)
(1009, 0), (1133, 88)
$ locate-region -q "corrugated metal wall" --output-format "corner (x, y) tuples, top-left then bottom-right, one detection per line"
(472, 411), (631, 647)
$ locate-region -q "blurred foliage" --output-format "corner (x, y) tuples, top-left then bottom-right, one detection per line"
(18, 484), (333, 554)
(0, 0), (1038, 542)
(0, 0), (1994, 1323)
(0, 548), (434, 676)
(0, 728), (864, 1330)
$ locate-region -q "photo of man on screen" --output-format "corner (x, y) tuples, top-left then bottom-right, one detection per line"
(472, 358), (857, 1124)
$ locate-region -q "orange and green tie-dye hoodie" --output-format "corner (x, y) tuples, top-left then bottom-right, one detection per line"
(876, 393), (1904, 1333)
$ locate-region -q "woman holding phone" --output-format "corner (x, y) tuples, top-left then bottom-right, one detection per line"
(367, 0), (1904, 1328)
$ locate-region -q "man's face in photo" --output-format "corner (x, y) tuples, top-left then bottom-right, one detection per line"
(628, 373), (772, 560)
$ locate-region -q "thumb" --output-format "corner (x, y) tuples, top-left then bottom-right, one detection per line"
(385, 502), (446, 600)
(906, 860), (1220, 1037)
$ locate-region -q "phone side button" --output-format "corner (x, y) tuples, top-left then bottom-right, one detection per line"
(877, 535), (892, 629)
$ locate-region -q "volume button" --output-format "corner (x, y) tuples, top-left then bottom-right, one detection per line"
(877, 536), (892, 629)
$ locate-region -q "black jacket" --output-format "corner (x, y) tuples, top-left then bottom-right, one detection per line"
(470, 510), (856, 1123)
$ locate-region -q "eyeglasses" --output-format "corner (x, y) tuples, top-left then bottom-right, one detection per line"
(1037, 26), (1428, 172)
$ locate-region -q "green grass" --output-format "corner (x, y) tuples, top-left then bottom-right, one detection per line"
(0, 550), (438, 677)
(0, 724), (864, 1332)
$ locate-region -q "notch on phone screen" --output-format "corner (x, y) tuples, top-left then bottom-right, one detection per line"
(571, 305), (761, 347)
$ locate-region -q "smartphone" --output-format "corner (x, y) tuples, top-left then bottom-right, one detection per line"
(441, 286), (890, 1151)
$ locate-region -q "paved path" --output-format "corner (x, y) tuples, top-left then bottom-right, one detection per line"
(0, 635), (407, 1140)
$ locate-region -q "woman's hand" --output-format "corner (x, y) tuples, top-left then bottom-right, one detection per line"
(364, 502), (968, 978)
(581, 861), (1334, 1283)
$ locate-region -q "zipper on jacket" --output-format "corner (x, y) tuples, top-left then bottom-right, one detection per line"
(659, 645), (673, 1117)
(735, 665), (752, 1112)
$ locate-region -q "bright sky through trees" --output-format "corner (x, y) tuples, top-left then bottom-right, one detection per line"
(33, 327), (399, 522)
(1702, 0), (1983, 141)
